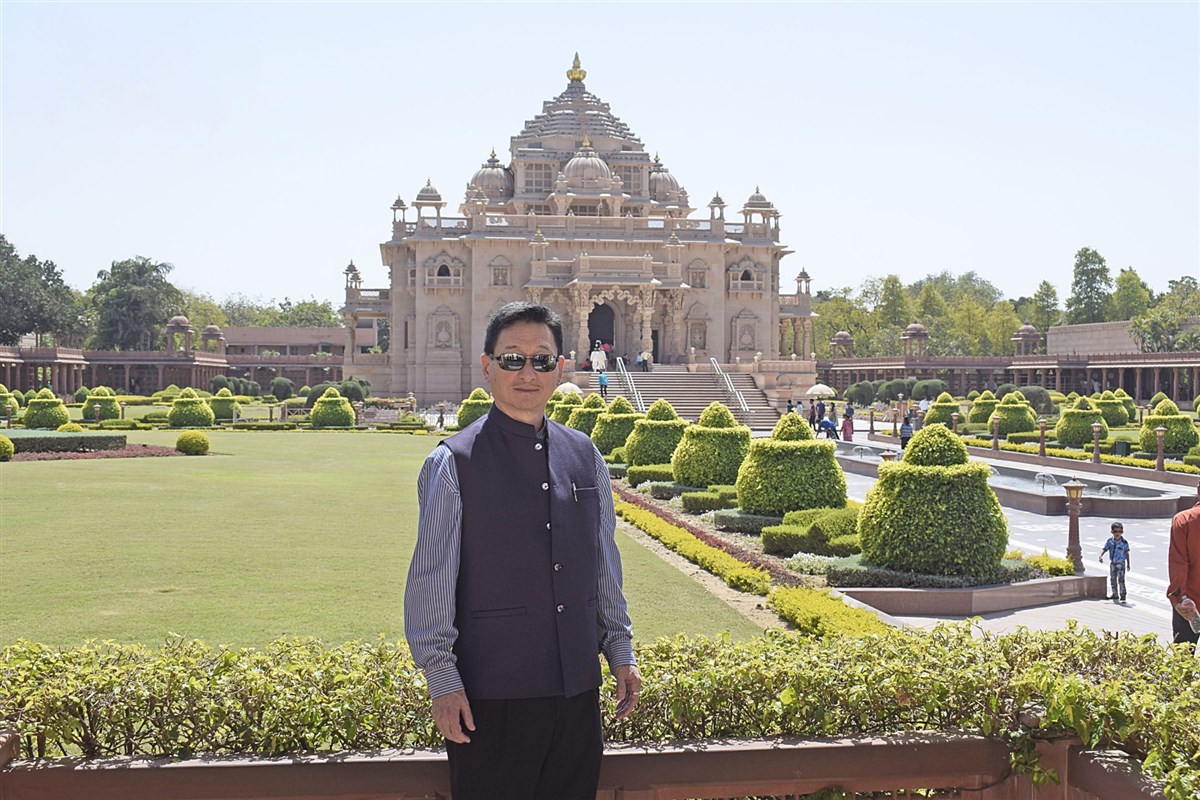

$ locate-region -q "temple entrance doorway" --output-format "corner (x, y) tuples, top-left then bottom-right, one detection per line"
(588, 304), (615, 351)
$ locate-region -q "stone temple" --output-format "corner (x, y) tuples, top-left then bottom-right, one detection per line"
(342, 55), (790, 403)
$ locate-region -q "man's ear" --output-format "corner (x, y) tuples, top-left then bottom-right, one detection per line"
(480, 352), (492, 384)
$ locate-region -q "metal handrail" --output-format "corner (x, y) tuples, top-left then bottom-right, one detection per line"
(614, 357), (645, 412)
(709, 358), (753, 423)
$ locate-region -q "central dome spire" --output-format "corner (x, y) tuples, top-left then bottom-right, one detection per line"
(566, 52), (587, 82)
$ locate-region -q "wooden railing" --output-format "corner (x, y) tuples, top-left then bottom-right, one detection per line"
(0, 731), (1160, 800)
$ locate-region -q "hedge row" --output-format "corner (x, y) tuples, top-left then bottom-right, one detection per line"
(766, 586), (889, 636)
(3, 629), (1197, 795)
(960, 437), (1200, 475)
(5, 432), (127, 454)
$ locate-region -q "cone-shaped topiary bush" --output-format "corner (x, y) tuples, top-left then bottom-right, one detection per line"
(987, 391), (1037, 439)
(736, 412), (847, 516)
(84, 387), (123, 422)
(923, 392), (962, 427)
(1149, 391), (1169, 409)
(1113, 388), (1137, 420)
(859, 423), (1007, 579)
(545, 389), (565, 421)
(311, 387), (355, 428)
(168, 387), (215, 428)
(967, 390), (998, 424)
(0, 433), (12, 461)
(1139, 398), (1199, 453)
(22, 388), (70, 429)
(1094, 390), (1130, 428)
(1054, 396), (1107, 448)
(624, 398), (687, 466)
(590, 395), (643, 455)
(550, 391), (583, 425)
(456, 387), (493, 429)
(176, 430), (210, 455)
(566, 393), (608, 435)
(672, 402), (751, 488)
(208, 387), (241, 422)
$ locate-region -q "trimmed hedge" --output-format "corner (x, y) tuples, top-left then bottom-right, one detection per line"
(456, 388), (493, 428)
(987, 391), (1037, 438)
(1094, 390), (1130, 428)
(767, 586), (888, 636)
(208, 388), (241, 422)
(0, 434), (11, 461)
(1114, 388), (1137, 419)
(711, 508), (784, 534)
(762, 507), (861, 557)
(671, 402), (750, 488)
(565, 393), (607, 435)
(923, 392), (962, 427)
(859, 424), (1007, 579)
(310, 388), (356, 428)
(22, 389), (70, 430)
(590, 396), (641, 455)
(680, 490), (738, 514)
(648, 481), (701, 500)
(624, 399), (687, 466)
(735, 413), (846, 516)
(1139, 399), (1199, 453)
(825, 554), (1036, 588)
(967, 390), (998, 424)
(1055, 396), (1107, 448)
(549, 391), (583, 425)
(84, 388), (122, 422)
(5, 432), (127, 453)
(626, 463), (675, 488)
(175, 430), (210, 456)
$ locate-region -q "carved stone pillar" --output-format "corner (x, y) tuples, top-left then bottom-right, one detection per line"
(639, 288), (654, 353)
(572, 286), (592, 364)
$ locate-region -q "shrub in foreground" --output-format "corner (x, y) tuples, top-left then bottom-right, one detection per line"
(22, 389), (70, 429)
(624, 399), (687, 466)
(168, 388), (216, 428)
(311, 388), (356, 428)
(455, 388), (492, 428)
(735, 412), (846, 516)
(0, 434), (11, 461)
(1139, 399), (1199, 454)
(1054, 396), (1107, 448)
(565, 393), (607, 435)
(672, 402), (750, 488)
(923, 392), (961, 427)
(175, 430), (210, 455)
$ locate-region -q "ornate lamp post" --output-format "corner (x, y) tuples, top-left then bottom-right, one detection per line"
(951, 411), (959, 435)
(1156, 426), (1167, 472)
(353, 401), (365, 426)
(869, 409), (875, 435)
(5, 402), (13, 428)
(1037, 417), (1047, 458)
(881, 451), (897, 463)
(119, 401), (127, 420)
(1064, 478), (1085, 574)
(1091, 421), (1103, 464)
(992, 416), (1001, 451)
(92, 402), (101, 425)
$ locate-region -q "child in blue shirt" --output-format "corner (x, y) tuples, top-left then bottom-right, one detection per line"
(1099, 521), (1131, 603)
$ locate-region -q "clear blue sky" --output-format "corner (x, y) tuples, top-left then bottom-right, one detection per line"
(3, 1), (1197, 310)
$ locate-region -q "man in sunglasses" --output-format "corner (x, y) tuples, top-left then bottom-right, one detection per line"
(405, 301), (641, 800)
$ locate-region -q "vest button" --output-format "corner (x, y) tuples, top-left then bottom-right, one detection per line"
(541, 482), (549, 490)
(535, 443), (543, 450)
(546, 522), (551, 530)
(554, 562), (563, 571)
(556, 604), (565, 613)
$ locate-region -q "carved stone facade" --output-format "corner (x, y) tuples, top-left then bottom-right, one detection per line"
(344, 55), (788, 403)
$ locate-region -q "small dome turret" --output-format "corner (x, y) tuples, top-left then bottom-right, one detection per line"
(415, 179), (443, 203)
(562, 137), (612, 185)
(469, 150), (515, 200)
(744, 186), (774, 210)
(648, 154), (681, 203)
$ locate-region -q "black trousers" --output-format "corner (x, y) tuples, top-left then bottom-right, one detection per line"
(1172, 607), (1200, 649)
(446, 689), (602, 800)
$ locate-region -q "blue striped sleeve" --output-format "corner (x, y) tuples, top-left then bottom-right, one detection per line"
(594, 447), (636, 670)
(403, 445), (465, 698)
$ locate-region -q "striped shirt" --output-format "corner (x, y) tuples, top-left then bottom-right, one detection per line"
(404, 427), (635, 699)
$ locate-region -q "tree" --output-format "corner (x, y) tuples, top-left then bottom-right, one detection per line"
(947, 296), (989, 355)
(179, 291), (229, 330)
(1156, 276), (1200, 318)
(1130, 309), (1181, 353)
(1111, 267), (1152, 321)
(89, 256), (183, 350)
(982, 301), (1022, 355)
(220, 294), (281, 327)
(0, 235), (81, 346)
(1064, 247), (1113, 324)
(218, 294), (343, 328)
(1027, 280), (1060, 335)
(875, 274), (912, 329)
(276, 297), (343, 327)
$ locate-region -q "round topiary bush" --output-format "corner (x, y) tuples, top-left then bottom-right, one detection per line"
(0, 433), (12, 461)
(845, 381), (876, 407)
(1054, 396), (1107, 448)
(590, 395), (643, 455)
(994, 383), (1017, 400)
(966, 390), (981, 401)
(735, 412), (847, 515)
(208, 387), (242, 422)
(1093, 390), (1130, 428)
(0, 384), (19, 416)
(923, 392), (962, 427)
(84, 387), (122, 422)
(624, 398), (687, 466)
(1113, 388), (1137, 420)
(911, 379), (948, 402)
(544, 389), (565, 420)
(176, 430), (210, 456)
(311, 387), (356, 428)
(22, 388), (70, 430)
(859, 424), (1007, 579)
(672, 402), (751, 488)
(566, 393), (608, 435)
(57, 422), (84, 432)
(1139, 399), (1199, 453)
(1149, 391), (1170, 409)
(73, 385), (90, 404)
(549, 391), (583, 425)
(988, 391), (1037, 439)
(967, 390), (998, 424)
(1018, 386), (1055, 416)
(168, 387), (216, 428)
(455, 388), (493, 429)
(299, 385), (312, 397)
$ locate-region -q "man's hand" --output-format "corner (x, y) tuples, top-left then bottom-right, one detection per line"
(431, 690), (474, 744)
(612, 664), (642, 719)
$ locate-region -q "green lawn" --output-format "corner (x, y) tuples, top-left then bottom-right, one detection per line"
(0, 430), (761, 648)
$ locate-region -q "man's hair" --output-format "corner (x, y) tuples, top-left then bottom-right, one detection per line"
(483, 301), (564, 356)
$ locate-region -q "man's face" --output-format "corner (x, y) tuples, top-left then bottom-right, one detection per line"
(481, 321), (563, 426)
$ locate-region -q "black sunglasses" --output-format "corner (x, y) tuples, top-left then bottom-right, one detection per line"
(489, 353), (559, 372)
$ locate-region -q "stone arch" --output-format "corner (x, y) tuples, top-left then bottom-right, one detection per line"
(427, 305), (461, 349)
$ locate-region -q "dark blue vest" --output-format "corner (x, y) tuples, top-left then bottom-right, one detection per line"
(442, 405), (604, 699)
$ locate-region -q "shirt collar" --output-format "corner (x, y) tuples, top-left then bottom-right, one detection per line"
(487, 403), (548, 440)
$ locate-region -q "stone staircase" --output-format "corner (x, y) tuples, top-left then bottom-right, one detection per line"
(581, 365), (781, 428)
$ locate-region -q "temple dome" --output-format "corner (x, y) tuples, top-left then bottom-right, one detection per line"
(648, 156), (680, 202)
(903, 322), (929, 336)
(562, 140), (612, 184)
(202, 324), (222, 335)
(469, 151), (514, 200)
(415, 179), (443, 203)
(744, 186), (774, 210)
(167, 315), (191, 328)
(1015, 323), (1041, 337)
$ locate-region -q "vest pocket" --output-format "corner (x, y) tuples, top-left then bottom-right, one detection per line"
(469, 606), (528, 619)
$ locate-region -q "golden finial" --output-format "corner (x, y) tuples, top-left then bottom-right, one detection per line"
(489, 148), (497, 159)
(581, 134), (591, 149)
(653, 153), (661, 165)
(567, 52), (587, 82)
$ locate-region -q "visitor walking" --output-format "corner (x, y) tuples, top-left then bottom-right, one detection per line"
(815, 399), (826, 423)
(840, 411), (854, 442)
(405, 301), (640, 799)
(597, 370), (608, 399)
(899, 415), (913, 451)
(1167, 483), (1200, 651)
(786, 399), (795, 415)
(1099, 521), (1131, 603)
(807, 400), (817, 428)
(590, 341), (607, 373)
(640, 349), (652, 372)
